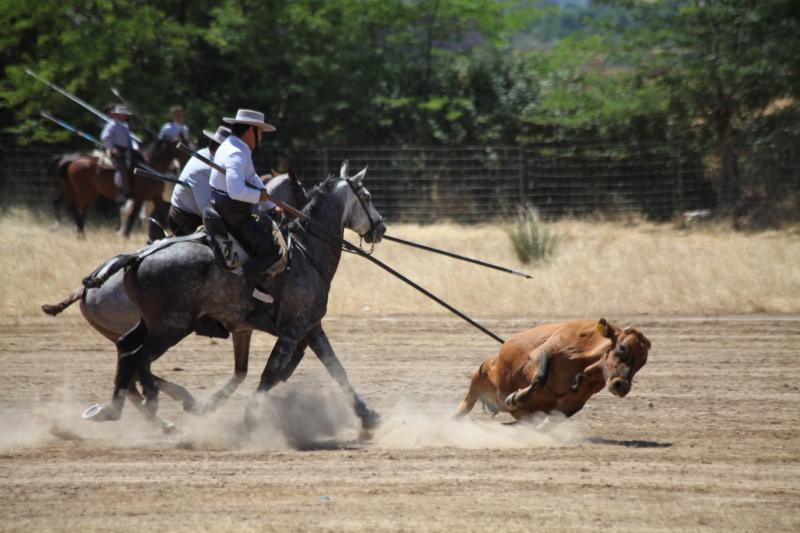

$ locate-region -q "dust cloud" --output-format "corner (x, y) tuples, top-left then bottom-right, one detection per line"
(0, 383), (583, 452)
(373, 401), (583, 449)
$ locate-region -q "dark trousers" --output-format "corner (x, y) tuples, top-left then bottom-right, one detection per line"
(168, 205), (202, 236)
(111, 149), (132, 198)
(212, 190), (281, 283)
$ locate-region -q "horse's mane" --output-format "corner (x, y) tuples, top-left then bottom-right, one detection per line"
(300, 174), (341, 217)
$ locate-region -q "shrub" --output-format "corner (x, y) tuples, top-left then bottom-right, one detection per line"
(507, 205), (555, 264)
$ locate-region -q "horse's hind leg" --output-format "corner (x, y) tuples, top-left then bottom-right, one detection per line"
(84, 321), (189, 422)
(83, 319), (148, 421)
(151, 373), (200, 414)
(121, 199), (142, 237)
(201, 330), (251, 414)
(305, 324), (380, 430)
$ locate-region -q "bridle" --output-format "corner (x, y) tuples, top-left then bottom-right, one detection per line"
(345, 177), (384, 253)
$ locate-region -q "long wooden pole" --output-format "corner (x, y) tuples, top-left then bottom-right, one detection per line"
(178, 142), (505, 344)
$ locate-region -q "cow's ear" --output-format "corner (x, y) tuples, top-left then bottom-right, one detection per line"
(596, 318), (616, 344)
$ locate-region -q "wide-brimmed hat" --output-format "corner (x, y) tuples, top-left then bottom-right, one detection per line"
(222, 109), (275, 132)
(170, 105), (185, 115)
(109, 104), (132, 116)
(203, 125), (232, 145)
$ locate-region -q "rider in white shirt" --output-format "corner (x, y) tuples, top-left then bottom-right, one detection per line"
(168, 125), (231, 235)
(158, 105), (191, 145)
(100, 104), (134, 200)
(209, 109), (281, 285)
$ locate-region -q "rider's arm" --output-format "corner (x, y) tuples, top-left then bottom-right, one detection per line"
(225, 152), (262, 204)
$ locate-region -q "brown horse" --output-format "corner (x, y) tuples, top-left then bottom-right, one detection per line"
(59, 140), (188, 236)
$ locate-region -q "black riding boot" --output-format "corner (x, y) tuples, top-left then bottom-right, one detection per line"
(242, 249), (283, 286)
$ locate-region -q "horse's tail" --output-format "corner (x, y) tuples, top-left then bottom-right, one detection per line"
(82, 253), (140, 289)
(42, 286), (85, 316)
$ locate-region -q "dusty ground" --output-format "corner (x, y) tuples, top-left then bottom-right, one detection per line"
(1, 314), (799, 532)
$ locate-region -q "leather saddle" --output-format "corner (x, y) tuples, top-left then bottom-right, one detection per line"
(202, 207), (290, 280)
(146, 208), (290, 281)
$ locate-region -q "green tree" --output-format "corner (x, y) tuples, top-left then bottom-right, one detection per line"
(614, 0), (800, 205)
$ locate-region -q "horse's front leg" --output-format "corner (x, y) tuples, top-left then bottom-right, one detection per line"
(306, 324), (380, 430)
(200, 330), (251, 414)
(244, 335), (300, 428)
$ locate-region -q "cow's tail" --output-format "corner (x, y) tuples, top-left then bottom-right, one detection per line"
(42, 286), (86, 316)
(82, 253), (139, 289)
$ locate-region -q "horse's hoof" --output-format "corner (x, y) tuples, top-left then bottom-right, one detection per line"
(360, 409), (381, 431)
(358, 427), (374, 443)
(82, 403), (121, 422)
(183, 400), (202, 415)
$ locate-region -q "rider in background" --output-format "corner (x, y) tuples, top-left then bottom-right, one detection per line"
(209, 109), (282, 286)
(158, 105), (191, 147)
(100, 104), (134, 202)
(168, 125), (231, 236)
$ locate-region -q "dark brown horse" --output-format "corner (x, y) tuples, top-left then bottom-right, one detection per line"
(57, 140), (188, 236)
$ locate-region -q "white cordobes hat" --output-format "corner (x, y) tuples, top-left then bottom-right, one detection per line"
(222, 109), (276, 132)
(109, 104), (132, 116)
(202, 125), (232, 145)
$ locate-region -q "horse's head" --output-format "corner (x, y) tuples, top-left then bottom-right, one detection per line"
(590, 319), (651, 398)
(338, 161), (386, 244)
(146, 139), (190, 171)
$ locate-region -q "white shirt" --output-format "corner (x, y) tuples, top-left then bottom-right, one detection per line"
(209, 135), (264, 205)
(171, 147), (213, 215)
(158, 121), (190, 141)
(100, 119), (132, 149)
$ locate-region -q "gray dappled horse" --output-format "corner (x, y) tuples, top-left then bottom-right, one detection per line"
(80, 162), (386, 430)
(42, 174), (308, 428)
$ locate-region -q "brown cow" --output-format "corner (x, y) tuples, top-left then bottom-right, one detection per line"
(455, 318), (651, 421)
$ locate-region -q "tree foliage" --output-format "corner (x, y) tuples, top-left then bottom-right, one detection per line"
(1, 0), (798, 205)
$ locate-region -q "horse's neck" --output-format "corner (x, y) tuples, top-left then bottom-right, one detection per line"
(303, 190), (347, 282)
(146, 144), (175, 171)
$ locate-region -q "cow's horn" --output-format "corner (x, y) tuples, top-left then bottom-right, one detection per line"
(596, 318), (613, 338)
(623, 326), (633, 334)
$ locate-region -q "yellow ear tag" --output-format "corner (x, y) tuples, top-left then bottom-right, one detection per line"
(595, 323), (605, 333)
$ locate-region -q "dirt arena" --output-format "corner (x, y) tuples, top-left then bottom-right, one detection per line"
(1, 313), (798, 531)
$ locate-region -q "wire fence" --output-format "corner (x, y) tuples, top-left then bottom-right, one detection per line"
(0, 140), (732, 224)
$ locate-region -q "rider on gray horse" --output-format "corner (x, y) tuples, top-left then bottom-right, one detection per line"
(168, 125), (231, 236)
(209, 109), (282, 287)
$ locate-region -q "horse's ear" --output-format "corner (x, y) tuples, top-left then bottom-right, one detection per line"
(352, 166), (367, 185)
(340, 160), (349, 179)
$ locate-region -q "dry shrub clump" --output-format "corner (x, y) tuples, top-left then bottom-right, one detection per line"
(1, 209), (798, 318)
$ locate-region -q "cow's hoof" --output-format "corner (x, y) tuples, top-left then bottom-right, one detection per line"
(504, 391), (520, 410)
(161, 420), (178, 434)
(82, 403), (121, 422)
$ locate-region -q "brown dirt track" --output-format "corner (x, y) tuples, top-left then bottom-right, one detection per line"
(1, 314), (798, 532)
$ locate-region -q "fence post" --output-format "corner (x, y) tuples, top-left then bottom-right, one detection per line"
(517, 146), (525, 209)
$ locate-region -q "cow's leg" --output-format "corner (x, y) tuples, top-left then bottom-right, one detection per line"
(505, 351), (551, 411)
(455, 361), (494, 418)
(305, 324), (380, 430)
(200, 330), (252, 414)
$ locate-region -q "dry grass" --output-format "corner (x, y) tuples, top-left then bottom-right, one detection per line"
(1, 208), (799, 318)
